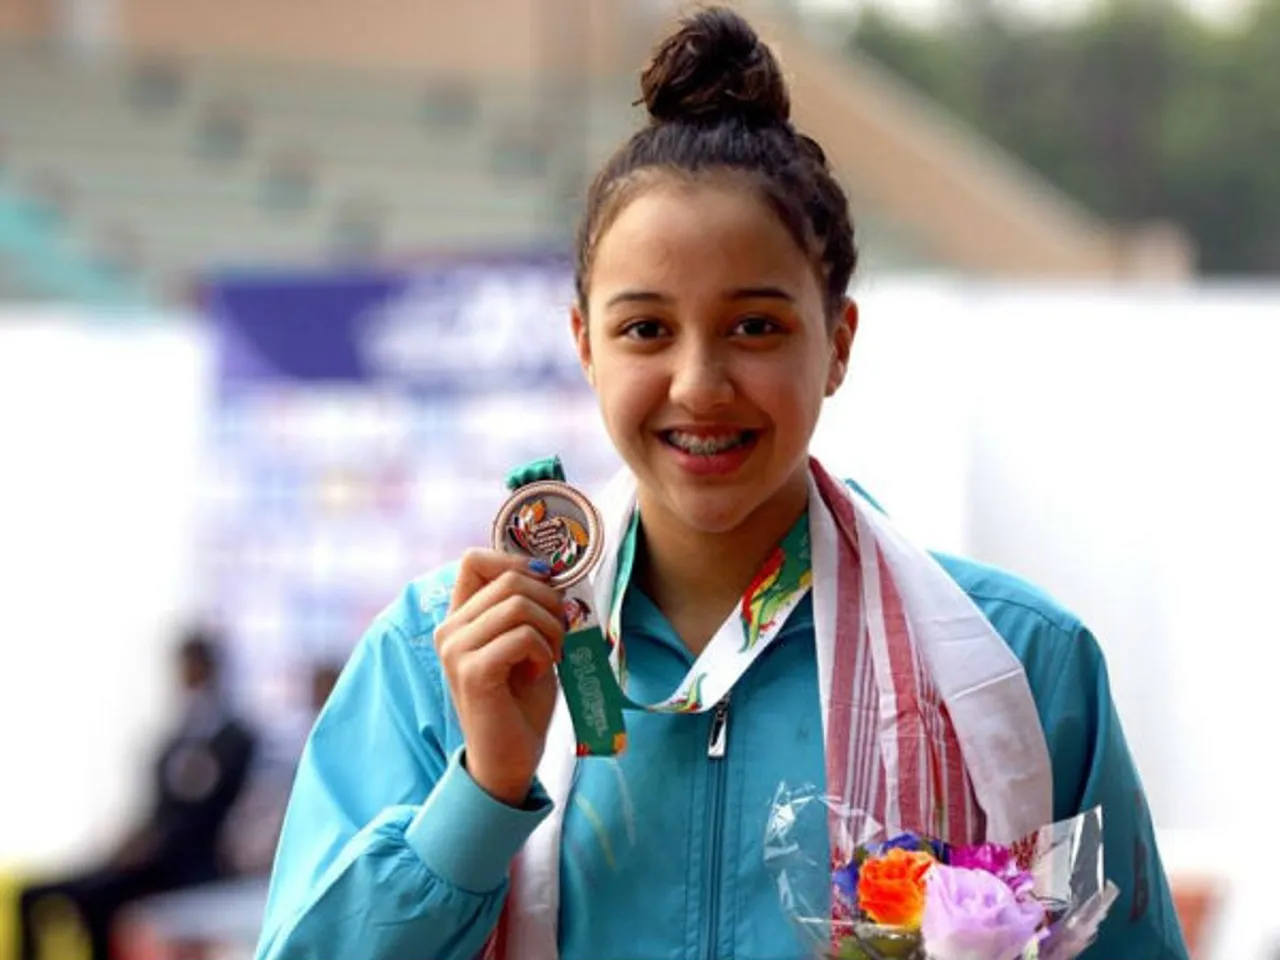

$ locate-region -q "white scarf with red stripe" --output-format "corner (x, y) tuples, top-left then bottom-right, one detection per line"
(491, 459), (1053, 960)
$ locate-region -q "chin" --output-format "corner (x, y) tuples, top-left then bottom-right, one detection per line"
(659, 485), (770, 536)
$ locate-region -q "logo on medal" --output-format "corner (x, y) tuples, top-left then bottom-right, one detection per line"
(492, 481), (603, 589)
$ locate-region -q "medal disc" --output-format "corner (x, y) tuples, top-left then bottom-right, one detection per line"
(491, 480), (604, 589)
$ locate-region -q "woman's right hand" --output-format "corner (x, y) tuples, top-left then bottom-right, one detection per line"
(434, 549), (565, 807)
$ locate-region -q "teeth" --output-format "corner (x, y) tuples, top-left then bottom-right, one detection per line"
(666, 430), (751, 455)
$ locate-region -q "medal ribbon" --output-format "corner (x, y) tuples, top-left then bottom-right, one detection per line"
(502, 459), (812, 756)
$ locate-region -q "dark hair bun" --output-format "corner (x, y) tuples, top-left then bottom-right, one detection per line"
(640, 7), (790, 127)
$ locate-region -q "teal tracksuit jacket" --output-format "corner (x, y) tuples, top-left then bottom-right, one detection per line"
(255, 509), (1189, 960)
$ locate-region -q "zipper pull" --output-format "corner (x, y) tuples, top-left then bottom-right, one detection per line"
(707, 696), (730, 759)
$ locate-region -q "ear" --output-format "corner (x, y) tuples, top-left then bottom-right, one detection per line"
(825, 298), (857, 398)
(571, 305), (594, 386)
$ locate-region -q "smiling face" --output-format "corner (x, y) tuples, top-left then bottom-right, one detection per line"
(573, 175), (855, 539)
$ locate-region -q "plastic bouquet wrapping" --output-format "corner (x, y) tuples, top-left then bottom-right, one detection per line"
(763, 785), (1120, 960)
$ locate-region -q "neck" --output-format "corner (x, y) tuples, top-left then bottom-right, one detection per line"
(635, 470), (809, 654)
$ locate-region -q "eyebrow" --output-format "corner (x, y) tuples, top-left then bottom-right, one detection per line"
(730, 286), (795, 303)
(603, 286), (795, 308)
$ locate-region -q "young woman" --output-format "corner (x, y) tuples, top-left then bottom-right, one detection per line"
(254, 9), (1189, 960)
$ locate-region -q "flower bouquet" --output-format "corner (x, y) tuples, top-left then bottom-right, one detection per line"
(763, 785), (1119, 960)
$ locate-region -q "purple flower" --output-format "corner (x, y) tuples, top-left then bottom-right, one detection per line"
(832, 860), (860, 909)
(867, 832), (952, 862)
(922, 864), (1046, 960)
(949, 843), (1035, 900)
(881, 832), (927, 853)
(858, 832), (933, 864)
(949, 842), (1012, 874)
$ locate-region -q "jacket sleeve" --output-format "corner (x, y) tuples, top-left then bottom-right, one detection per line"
(254, 594), (553, 960)
(1045, 626), (1190, 960)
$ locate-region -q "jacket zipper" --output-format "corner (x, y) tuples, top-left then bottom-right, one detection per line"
(707, 694), (730, 759)
(702, 694), (730, 960)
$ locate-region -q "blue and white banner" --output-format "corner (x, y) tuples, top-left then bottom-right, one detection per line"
(208, 257), (585, 392)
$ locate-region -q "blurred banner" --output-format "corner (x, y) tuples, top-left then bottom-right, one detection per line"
(199, 255), (618, 748)
(211, 257), (585, 391)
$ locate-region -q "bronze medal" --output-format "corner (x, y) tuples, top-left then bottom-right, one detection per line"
(491, 480), (604, 590)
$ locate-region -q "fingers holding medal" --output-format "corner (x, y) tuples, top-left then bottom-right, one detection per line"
(435, 548), (566, 805)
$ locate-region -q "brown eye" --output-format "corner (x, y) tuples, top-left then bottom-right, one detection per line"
(622, 319), (669, 340)
(733, 315), (783, 337)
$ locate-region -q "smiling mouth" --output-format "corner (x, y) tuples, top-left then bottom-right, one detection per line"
(660, 429), (760, 455)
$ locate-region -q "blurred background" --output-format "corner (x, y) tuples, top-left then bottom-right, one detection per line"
(0, 0), (1276, 957)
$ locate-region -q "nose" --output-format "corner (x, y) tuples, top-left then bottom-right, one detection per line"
(668, 338), (735, 415)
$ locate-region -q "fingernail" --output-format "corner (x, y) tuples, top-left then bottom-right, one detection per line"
(528, 558), (552, 576)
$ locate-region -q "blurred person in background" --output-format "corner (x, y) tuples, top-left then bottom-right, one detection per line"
(99, 662), (342, 960)
(16, 628), (256, 960)
(253, 8), (1189, 960)
(218, 662), (341, 877)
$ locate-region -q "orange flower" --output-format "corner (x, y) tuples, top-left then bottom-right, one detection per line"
(857, 848), (933, 930)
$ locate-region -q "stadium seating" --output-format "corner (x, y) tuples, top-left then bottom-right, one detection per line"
(0, 39), (934, 307)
